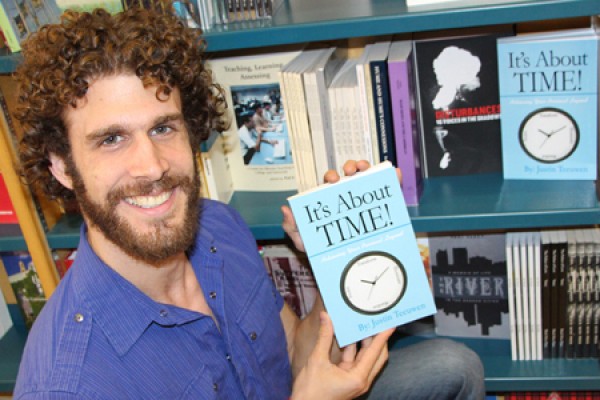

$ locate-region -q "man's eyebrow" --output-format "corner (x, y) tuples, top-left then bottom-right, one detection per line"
(84, 113), (185, 143)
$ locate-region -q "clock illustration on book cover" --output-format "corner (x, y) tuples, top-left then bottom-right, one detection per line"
(519, 107), (579, 163)
(340, 251), (407, 315)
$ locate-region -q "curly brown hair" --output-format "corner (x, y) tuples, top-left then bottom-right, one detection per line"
(14, 7), (226, 202)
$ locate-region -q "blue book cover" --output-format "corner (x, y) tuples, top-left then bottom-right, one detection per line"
(497, 29), (599, 180)
(287, 161), (436, 346)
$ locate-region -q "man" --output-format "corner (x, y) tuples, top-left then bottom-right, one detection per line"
(251, 103), (276, 134)
(13, 7), (484, 400)
(238, 111), (277, 165)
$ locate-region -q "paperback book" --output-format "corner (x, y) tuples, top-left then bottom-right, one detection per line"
(430, 234), (510, 339)
(0, 173), (21, 237)
(261, 243), (318, 319)
(287, 161), (436, 346)
(497, 28), (599, 180)
(207, 49), (302, 192)
(387, 39), (423, 205)
(413, 32), (505, 177)
(1, 251), (46, 329)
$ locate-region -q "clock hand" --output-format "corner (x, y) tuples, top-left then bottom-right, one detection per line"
(538, 128), (551, 137)
(549, 125), (566, 135)
(373, 267), (390, 284)
(361, 279), (375, 285)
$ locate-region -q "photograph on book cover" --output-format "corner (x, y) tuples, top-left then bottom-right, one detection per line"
(430, 234), (510, 339)
(231, 83), (291, 166)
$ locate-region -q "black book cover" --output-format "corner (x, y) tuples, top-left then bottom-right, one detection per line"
(430, 234), (509, 339)
(413, 33), (505, 177)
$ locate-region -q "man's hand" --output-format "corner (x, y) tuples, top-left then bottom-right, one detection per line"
(290, 312), (394, 400)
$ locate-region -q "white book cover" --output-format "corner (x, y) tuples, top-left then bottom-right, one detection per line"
(0, 287), (13, 340)
(303, 47), (344, 181)
(518, 232), (531, 360)
(200, 131), (234, 203)
(512, 232), (525, 360)
(207, 49), (302, 191)
(505, 233), (519, 360)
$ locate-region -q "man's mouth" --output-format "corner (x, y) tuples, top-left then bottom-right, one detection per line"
(124, 190), (172, 209)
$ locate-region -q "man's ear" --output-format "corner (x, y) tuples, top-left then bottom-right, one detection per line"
(48, 153), (73, 190)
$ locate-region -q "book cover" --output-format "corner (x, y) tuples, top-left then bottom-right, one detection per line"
(0, 0), (31, 52)
(199, 130), (234, 203)
(0, 269), (12, 339)
(287, 161), (436, 346)
(0, 172), (21, 237)
(388, 39), (424, 206)
(497, 28), (599, 180)
(1, 251), (46, 329)
(261, 243), (318, 319)
(207, 49), (302, 192)
(430, 233), (510, 339)
(413, 33), (504, 177)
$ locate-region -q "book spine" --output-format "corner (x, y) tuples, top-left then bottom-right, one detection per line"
(388, 57), (422, 206)
(369, 60), (397, 166)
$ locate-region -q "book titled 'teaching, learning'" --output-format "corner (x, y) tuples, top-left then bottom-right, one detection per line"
(287, 161), (436, 346)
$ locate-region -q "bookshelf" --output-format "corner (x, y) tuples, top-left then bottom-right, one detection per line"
(0, 0), (599, 394)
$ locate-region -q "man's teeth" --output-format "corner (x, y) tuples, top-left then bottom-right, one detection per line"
(125, 191), (171, 208)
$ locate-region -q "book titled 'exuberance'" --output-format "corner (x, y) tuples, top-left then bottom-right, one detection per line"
(287, 161), (436, 346)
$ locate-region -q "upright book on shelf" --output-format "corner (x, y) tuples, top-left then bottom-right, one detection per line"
(287, 161), (436, 346)
(207, 49), (302, 192)
(497, 28), (599, 180)
(1, 251), (46, 330)
(261, 243), (318, 320)
(429, 233), (510, 339)
(0, 172), (21, 237)
(413, 32), (505, 177)
(199, 130), (234, 203)
(387, 39), (423, 206)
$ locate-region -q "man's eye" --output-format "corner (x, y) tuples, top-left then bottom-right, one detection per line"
(102, 135), (123, 146)
(151, 125), (173, 136)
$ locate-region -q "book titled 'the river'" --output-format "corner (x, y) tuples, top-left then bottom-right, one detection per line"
(287, 161), (436, 346)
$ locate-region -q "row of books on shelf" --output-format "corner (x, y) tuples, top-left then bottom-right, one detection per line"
(204, 20), (599, 207)
(259, 226), (600, 361)
(0, 0), (282, 54)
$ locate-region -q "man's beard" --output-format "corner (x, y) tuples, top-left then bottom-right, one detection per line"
(66, 158), (200, 265)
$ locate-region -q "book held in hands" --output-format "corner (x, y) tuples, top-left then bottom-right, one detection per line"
(287, 161), (436, 346)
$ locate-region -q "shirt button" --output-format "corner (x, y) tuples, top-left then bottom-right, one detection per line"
(226, 354), (231, 361)
(213, 383), (219, 391)
(249, 332), (257, 341)
(159, 309), (168, 317)
(209, 291), (217, 299)
(74, 313), (84, 323)
(210, 246), (217, 253)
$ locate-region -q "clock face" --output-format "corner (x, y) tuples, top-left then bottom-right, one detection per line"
(340, 251), (407, 315)
(519, 108), (579, 163)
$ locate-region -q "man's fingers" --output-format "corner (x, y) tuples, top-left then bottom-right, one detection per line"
(312, 312), (335, 362)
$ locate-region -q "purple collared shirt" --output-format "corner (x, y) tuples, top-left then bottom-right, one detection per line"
(14, 199), (291, 399)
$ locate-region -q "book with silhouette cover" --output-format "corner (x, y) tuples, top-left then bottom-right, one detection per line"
(413, 32), (505, 177)
(287, 161), (436, 346)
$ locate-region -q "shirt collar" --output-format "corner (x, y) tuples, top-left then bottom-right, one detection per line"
(70, 221), (218, 356)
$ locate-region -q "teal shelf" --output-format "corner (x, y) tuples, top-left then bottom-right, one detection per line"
(202, 0), (600, 52)
(0, 305), (27, 394)
(390, 334), (600, 392)
(42, 175), (600, 248)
